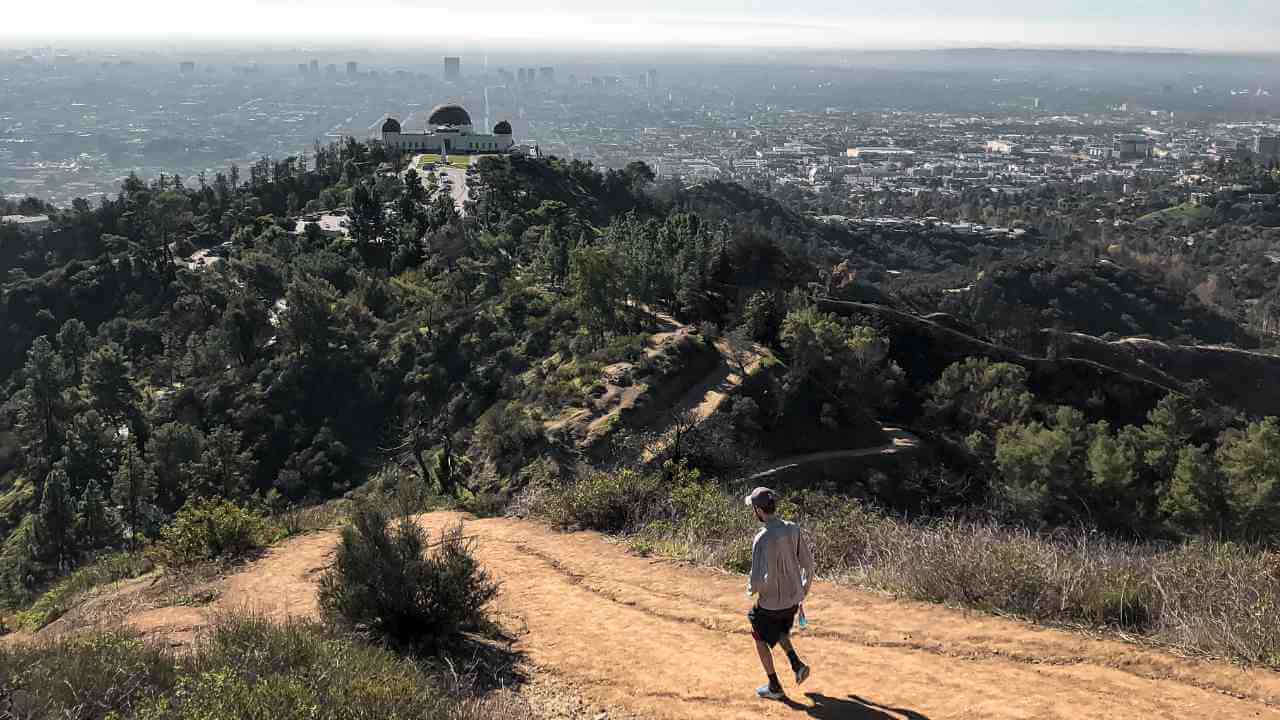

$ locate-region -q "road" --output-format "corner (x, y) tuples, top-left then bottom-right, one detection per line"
(407, 154), (470, 216)
(52, 512), (1280, 719)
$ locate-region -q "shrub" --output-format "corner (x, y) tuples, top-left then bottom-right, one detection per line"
(155, 498), (279, 566)
(14, 551), (155, 631)
(0, 630), (176, 719)
(318, 503), (497, 648)
(535, 466), (666, 533)
(0, 615), (530, 720)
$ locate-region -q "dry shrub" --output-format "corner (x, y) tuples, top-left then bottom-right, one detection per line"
(0, 614), (531, 720)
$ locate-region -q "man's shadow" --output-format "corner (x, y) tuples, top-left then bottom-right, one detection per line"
(781, 693), (930, 720)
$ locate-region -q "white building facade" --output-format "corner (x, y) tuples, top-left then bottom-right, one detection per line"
(380, 104), (514, 154)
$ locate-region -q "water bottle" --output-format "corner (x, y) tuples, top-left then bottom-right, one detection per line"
(797, 604), (808, 629)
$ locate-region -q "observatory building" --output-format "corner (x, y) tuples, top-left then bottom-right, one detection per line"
(380, 103), (514, 154)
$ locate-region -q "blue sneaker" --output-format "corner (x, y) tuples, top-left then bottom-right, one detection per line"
(756, 683), (785, 700)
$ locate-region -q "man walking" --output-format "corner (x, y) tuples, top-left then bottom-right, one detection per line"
(744, 486), (814, 700)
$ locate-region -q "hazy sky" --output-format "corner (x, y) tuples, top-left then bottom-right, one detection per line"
(5, 0), (1279, 52)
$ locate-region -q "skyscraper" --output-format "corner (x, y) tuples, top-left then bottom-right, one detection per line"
(1256, 135), (1280, 165)
(346, 61), (358, 76)
(444, 56), (461, 81)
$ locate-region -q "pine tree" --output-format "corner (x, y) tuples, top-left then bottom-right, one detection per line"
(83, 342), (139, 425)
(191, 427), (254, 499)
(36, 468), (76, 570)
(16, 337), (68, 466)
(56, 318), (91, 381)
(76, 479), (116, 550)
(113, 445), (156, 547)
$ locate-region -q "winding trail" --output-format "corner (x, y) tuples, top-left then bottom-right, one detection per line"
(747, 427), (924, 483)
(66, 512), (1280, 719)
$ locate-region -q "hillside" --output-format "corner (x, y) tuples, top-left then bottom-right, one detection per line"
(7, 141), (1280, 719)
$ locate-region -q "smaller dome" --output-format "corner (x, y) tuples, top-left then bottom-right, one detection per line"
(493, 120), (512, 135)
(381, 117), (401, 133)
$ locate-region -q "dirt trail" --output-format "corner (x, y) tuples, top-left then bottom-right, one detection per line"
(56, 512), (1280, 718)
(747, 427), (923, 482)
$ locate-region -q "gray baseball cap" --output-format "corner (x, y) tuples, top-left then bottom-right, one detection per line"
(744, 486), (778, 508)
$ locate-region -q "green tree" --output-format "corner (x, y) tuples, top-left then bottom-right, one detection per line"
(570, 245), (627, 338)
(112, 444), (156, 547)
(35, 468), (76, 570)
(724, 323), (755, 378)
(779, 304), (899, 413)
(280, 275), (341, 359)
(190, 426), (254, 499)
(1139, 394), (1201, 480)
(56, 318), (91, 381)
(220, 291), (269, 367)
(538, 221), (571, 285)
(16, 336), (68, 466)
(63, 410), (117, 493)
(75, 479), (116, 550)
(82, 342), (140, 427)
(1160, 444), (1228, 535)
(349, 179), (384, 249)
(1215, 417), (1280, 540)
(928, 358), (1035, 433)
(993, 408), (1086, 522)
(146, 422), (204, 511)
(741, 290), (781, 345)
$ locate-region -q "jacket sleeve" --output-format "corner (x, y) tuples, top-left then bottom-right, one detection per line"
(797, 528), (815, 598)
(747, 531), (766, 595)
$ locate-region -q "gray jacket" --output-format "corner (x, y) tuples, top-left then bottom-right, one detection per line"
(747, 517), (815, 610)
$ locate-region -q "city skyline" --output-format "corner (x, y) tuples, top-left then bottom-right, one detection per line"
(4, 1), (1280, 53)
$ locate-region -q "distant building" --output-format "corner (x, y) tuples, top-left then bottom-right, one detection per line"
(346, 61), (358, 76)
(1113, 134), (1152, 161)
(444, 56), (461, 81)
(1, 214), (51, 233)
(985, 139), (1018, 155)
(647, 69), (658, 88)
(179, 61), (195, 74)
(539, 66), (555, 84)
(1256, 135), (1280, 165)
(308, 59), (319, 75)
(293, 214), (349, 238)
(380, 103), (514, 154)
(846, 147), (916, 161)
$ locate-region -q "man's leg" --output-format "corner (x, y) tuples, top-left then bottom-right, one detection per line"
(754, 637), (776, 676)
(778, 632), (809, 683)
(754, 638), (783, 695)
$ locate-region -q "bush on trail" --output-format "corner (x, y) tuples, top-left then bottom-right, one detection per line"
(318, 502), (497, 648)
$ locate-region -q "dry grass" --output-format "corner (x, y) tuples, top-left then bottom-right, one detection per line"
(0, 613), (535, 720)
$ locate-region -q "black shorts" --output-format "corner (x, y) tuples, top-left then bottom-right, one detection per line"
(748, 604), (798, 648)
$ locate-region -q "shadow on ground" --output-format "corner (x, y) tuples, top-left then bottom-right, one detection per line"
(782, 693), (931, 720)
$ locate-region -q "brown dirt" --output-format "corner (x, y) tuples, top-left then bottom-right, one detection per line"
(30, 511), (1280, 719)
